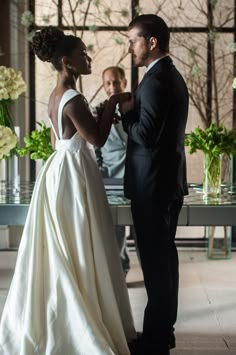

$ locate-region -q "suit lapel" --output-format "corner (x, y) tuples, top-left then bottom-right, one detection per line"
(136, 56), (173, 93)
(146, 55), (173, 78)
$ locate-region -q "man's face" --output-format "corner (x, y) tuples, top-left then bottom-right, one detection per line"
(128, 27), (150, 67)
(103, 69), (127, 97)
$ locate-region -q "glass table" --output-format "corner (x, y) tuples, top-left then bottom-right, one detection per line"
(0, 181), (236, 226)
(0, 181), (236, 258)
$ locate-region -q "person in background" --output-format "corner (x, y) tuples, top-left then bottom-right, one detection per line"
(94, 66), (131, 277)
(95, 67), (127, 179)
(120, 14), (189, 355)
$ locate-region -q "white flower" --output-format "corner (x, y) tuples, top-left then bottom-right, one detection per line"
(191, 64), (203, 77)
(0, 88), (8, 100)
(233, 78), (236, 89)
(21, 11), (34, 27)
(228, 42), (236, 53)
(0, 66), (27, 101)
(0, 125), (17, 159)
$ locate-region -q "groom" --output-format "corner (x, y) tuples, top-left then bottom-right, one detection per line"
(120, 14), (189, 355)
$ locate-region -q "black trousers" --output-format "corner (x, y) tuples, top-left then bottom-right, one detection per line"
(131, 195), (183, 347)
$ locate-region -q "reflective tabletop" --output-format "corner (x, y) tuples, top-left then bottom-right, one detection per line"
(0, 181), (236, 226)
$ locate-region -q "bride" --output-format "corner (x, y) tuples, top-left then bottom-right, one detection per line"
(0, 26), (136, 355)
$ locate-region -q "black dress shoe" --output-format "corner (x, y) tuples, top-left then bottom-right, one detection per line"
(169, 332), (176, 349)
(128, 338), (170, 355)
(131, 332), (175, 350)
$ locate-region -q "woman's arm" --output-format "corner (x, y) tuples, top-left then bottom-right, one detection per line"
(50, 128), (56, 149)
(65, 93), (130, 147)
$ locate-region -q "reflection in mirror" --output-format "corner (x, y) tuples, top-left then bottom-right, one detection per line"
(103, 178), (124, 191)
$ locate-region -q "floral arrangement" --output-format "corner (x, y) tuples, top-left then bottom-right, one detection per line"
(17, 121), (54, 161)
(0, 65), (27, 129)
(185, 123), (236, 157)
(0, 125), (18, 159)
(0, 66), (26, 102)
(0, 65), (26, 158)
(185, 123), (236, 198)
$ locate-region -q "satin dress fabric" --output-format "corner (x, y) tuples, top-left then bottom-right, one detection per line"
(0, 89), (135, 355)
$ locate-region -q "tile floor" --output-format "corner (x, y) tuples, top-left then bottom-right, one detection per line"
(0, 249), (236, 354)
(127, 249), (236, 355)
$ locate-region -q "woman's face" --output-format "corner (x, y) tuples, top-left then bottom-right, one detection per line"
(68, 41), (92, 75)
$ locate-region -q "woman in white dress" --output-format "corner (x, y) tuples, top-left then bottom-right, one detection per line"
(0, 26), (136, 355)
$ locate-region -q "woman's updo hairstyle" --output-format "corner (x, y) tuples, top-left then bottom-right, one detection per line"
(32, 26), (82, 71)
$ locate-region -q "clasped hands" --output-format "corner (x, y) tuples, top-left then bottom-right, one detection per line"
(110, 92), (134, 123)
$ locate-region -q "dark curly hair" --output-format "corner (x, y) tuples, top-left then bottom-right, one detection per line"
(32, 26), (82, 71)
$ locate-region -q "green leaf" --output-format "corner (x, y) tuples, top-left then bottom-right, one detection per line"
(185, 123), (236, 157)
(17, 121), (54, 161)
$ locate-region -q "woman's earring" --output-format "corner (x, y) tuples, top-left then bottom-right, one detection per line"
(67, 64), (73, 70)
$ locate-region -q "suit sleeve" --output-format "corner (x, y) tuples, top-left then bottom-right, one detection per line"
(122, 78), (169, 149)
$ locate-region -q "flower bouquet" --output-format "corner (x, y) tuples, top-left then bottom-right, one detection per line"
(0, 126), (18, 159)
(0, 65), (26, 157)
(185, 123), (236, 198)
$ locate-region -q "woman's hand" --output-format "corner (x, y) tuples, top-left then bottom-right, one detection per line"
(109, 92), (134, 116)
(110, 92), (132, 104)
(119, 94), (135, 114)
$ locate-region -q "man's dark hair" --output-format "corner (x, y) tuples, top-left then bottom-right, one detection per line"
(128, 14), (170, 53)
(102, 66), (126, 80)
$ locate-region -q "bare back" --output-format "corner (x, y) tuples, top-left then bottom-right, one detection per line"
(49, 85), (114, 149)
(48, 89), (78, 141)
(48, 85), (130, 148)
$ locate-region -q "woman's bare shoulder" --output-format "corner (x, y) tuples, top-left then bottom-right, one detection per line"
(63, 92), (89, 113)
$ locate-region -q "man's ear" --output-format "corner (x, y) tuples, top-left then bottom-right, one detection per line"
(149, 37), (158, 51)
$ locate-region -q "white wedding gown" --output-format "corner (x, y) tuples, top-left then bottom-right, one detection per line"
(0, 89), (136, 355)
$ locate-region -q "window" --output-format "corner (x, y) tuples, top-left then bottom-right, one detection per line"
(29, 0), (235, 181)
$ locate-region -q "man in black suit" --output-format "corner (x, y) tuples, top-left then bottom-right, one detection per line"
(120, 14), (189, 355)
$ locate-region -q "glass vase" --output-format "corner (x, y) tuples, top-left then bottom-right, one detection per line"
(0, 126), (20, 197)
(0, 159), (7, 202)
(207, 226), (232, 260)
(203, 153), (221, 200)
(7, 126), (20, 194)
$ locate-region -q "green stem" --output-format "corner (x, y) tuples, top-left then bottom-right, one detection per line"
(203, 153), (221, 196)
(0, 101), (15, 132)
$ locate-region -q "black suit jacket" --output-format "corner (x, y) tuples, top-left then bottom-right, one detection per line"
(122, 56), (189, 203)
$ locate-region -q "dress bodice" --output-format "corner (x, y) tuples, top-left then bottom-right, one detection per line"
(50, 89), (93, 153)
(55, 133), (87, 152)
